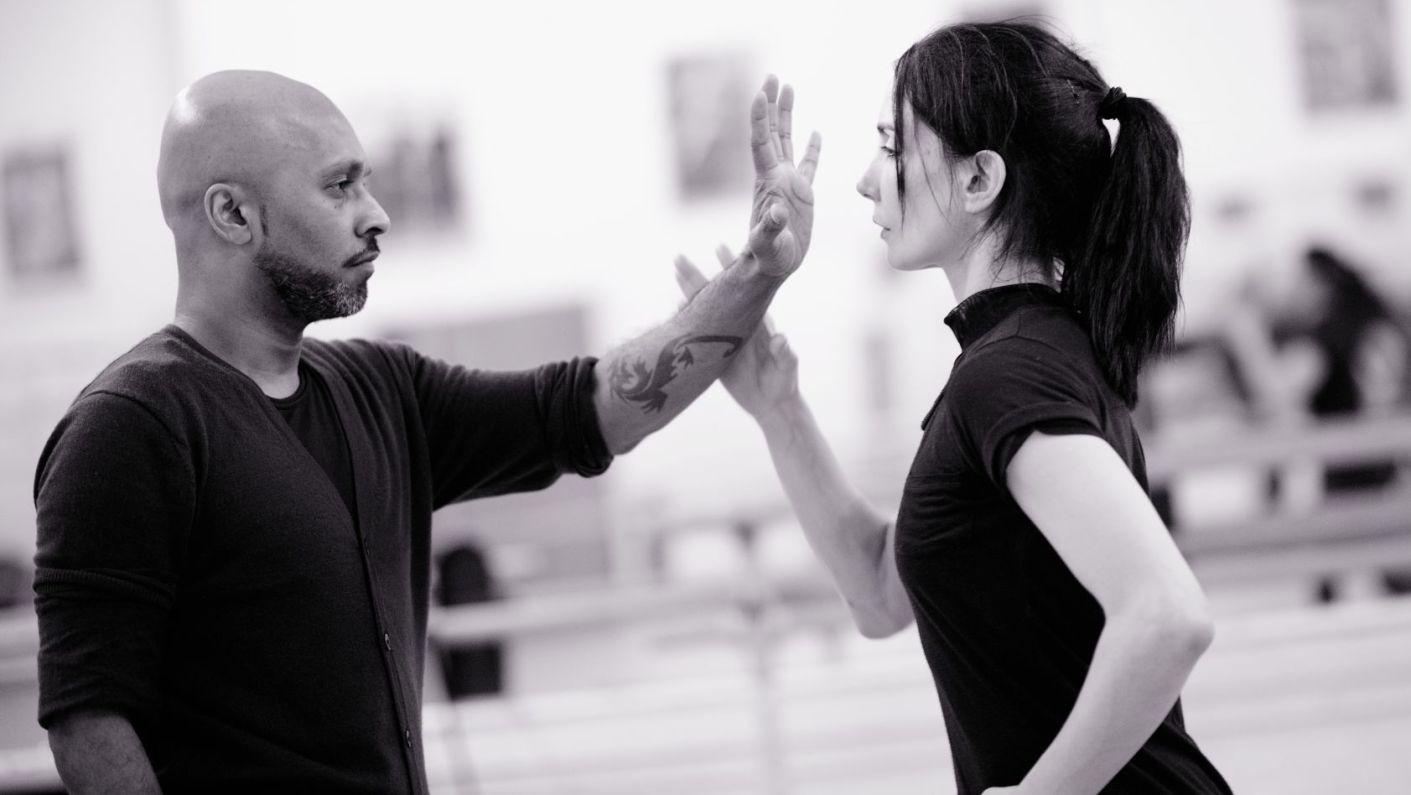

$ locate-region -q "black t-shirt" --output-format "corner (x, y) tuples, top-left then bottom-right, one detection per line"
(895, 285), (1230, 794)
(272, 362), (358, 520)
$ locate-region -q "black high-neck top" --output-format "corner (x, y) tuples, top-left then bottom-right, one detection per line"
(897, 286), (1231, 794)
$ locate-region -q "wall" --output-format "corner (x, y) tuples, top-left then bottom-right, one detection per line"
(1, 0), (1409, 559)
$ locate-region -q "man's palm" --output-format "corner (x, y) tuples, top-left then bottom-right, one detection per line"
(746, 77), (821, 279)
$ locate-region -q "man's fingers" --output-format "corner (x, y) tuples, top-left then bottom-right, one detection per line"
(764, 76), (783, 162)
(778, 84), (795, 162)
(762, 74), (780, 102)
(798, 131), (823, 184)
(750, 91), (779, 174)
(745, 204), (786, 259)
(673, 255), (709, 299)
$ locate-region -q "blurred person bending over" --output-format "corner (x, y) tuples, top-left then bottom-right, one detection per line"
(33, 69), (820, 794)
(1264, 246), (1411, 598)
(1284, 246), (1409, 491)
(678, 21), (1228, 794)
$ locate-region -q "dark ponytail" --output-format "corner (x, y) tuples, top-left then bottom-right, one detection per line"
(893, 21), (1190, 406)
(1065, 95), (1190, 406)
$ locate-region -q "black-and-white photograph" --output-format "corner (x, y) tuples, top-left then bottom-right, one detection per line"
(2, 1), (1411, 793)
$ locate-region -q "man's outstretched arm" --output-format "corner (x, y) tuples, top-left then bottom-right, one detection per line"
(595, 247), (778, 453)
(593, 75), (821, 454)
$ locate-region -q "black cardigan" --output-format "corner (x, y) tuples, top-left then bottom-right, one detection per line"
(33, 325), (612, 793)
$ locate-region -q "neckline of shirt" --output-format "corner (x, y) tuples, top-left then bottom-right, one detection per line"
(943, 283), (1061, 351)
(163, 324), (309, 403)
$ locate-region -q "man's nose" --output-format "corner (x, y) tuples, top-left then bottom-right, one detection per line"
(359, 192), (391, 238)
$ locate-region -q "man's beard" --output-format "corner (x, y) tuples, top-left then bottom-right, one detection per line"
(254, 242), (368, 324)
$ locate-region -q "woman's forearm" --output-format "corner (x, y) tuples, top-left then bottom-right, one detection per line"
(757, 395), (912, 637)
(1016, 598), (1214, 793)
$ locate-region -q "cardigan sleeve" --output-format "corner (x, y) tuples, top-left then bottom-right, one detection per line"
(32, 391), (196, 731)
(398, 347), (614, 509)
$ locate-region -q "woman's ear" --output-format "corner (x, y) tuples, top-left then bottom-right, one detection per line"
(960, 149), (1007, 215)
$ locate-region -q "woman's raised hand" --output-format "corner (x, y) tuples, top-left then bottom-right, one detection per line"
(674, 244), (800, 420)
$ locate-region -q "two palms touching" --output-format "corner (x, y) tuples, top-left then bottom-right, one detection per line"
(673, 74), (820, 418)
(675, 243), (798, 418)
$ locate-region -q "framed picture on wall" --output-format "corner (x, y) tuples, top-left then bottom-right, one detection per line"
(371, 125), (464, 236)
(350, 97), (468, 241)
(2, 146), (81, 282)
(1293, 0), (1399, 112)
(666, 52), (754, 200)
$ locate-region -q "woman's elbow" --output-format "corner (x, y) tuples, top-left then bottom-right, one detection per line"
(851, 600), (914, 639)
(1152, 595), (1216, 662)
(1173, 605), (1216, 659)
(1113, 588), (1215, 664)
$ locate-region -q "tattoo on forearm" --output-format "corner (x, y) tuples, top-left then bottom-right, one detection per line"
(610, 334), (743, 413)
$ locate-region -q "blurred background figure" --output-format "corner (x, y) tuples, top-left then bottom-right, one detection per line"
(1268, 246), (1411, 597)
(0, 559), (24, 611)
(1275, 246), (1411, 470)
(436, 543), (504, 699)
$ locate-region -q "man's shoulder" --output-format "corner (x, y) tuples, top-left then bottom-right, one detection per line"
(302, 336), (414, 382)
(80, 326), (221, 403)
(40, 328), (217, 477)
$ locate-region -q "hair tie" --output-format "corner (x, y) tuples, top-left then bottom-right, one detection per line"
(1099, 86), (1127, 119)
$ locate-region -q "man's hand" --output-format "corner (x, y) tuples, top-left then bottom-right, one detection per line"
(589, 74), (818, 454)
(747, 75), (821, 279)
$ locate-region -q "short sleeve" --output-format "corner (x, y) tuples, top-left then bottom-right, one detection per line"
(403, 348), (614, 508)
(945, 339), (1104, 488)
(32, 392), (196, 731)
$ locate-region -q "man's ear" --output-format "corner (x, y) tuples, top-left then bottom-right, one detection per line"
(204, 183), (257, 245)
(960, 149), (1007, 215)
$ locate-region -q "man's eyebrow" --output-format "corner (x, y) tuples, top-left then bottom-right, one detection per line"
(319, 159), (366, 180)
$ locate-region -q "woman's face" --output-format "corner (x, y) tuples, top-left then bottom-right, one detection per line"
(856, 96), (973, 271)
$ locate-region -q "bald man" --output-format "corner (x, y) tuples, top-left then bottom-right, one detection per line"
(33, 70), (821, 793)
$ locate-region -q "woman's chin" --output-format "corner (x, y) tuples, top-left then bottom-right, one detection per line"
(886, 255), (934, 273)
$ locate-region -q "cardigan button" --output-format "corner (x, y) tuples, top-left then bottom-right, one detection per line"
(404, 729), (412, 748)
(383, 632), (392, 651)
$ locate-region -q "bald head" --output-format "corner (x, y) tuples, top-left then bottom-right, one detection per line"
(157, 70), (388, 331)
(157, 70), (353, 232)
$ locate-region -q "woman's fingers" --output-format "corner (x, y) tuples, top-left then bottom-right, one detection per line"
(673, 255), (709, 299)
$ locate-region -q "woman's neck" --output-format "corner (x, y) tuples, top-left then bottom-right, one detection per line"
(941, 234), (1055, 304)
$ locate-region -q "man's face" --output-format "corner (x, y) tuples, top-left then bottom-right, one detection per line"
(254, 114), (389, 324)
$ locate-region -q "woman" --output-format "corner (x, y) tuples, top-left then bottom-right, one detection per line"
(678, 21), (1232, 794)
